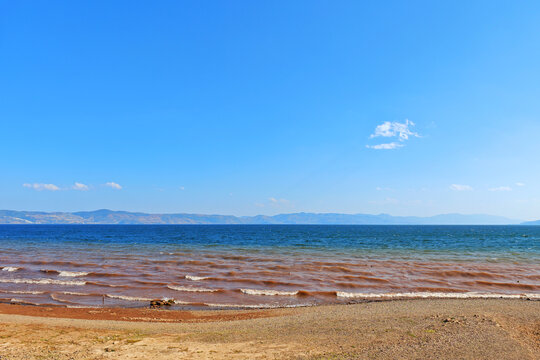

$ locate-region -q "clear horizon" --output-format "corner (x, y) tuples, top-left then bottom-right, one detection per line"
(2, 1), (540, 220)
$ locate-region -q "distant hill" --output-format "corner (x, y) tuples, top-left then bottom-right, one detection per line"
(0, 209), (522, 225)
(521, 220), (540, 225)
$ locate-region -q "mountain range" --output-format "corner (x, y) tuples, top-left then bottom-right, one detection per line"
(521, 219), (540, 225)
(0, 209), (531, 225)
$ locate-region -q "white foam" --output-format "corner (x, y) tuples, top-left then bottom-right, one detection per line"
(9, 298), (40, 306)
(62, 291), (93, 296)
(0, 290), (44, 295)
(105, 294), (154, 302)
(50, 293), (76, 304)
(0, 278), (86, 286)
(2, 267), (19, 272)
(336, 291), (540, 299)
(58, 271), (89, 277)
(167, 285), (217, 292)
(185, 275), (208, 281)
(241, 289), (299, 296)
(205, 302), (309, 309)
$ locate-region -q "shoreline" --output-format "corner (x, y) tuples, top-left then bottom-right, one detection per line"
(0, 302), (279, 323)
(0, 296), (538, 323)
(0, 298), (538, 359)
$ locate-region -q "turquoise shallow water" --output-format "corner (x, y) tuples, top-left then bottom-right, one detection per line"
(0, 225), (538, 308)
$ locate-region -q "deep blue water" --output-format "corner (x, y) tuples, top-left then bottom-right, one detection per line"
(0, 225), (538, 261)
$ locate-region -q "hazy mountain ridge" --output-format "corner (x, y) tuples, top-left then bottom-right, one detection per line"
(0, 209), (525, 225)
(521, 219), (540, 225)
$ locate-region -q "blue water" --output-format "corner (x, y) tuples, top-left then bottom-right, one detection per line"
(1, 225), (538, 260)
(0, 225), (538, 308)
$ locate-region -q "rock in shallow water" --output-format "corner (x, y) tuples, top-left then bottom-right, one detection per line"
(150, 299), (175, 308)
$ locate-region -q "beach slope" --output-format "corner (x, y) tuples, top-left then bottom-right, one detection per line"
(0, 299), (538, 359)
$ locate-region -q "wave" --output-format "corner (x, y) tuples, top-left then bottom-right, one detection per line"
(205, 302), (310, 309)
(340, 275), (389, 283)
(41, 269), (90, 277)
(240, 289), (299, 296)
(86, 281), (129, 288)
(105, 294), (154, 302)
(467, 280), (538, 291)
(62, 291), (99, 296)
(336, 291), (540, 299)
(0, 278), (86, 286)
(205, 277), (304, 287)
(2, 267), (20, 272)
(42, 269), (129, 278)
(90, 272), (129, 278)
(58, 271), (89, 277)
(134, 280), (168, 286)
(9, 298), (41, 305)
(167, 285), (218, 292)
(0, 290), (45, 295)
(61, 292), (167, 303)
(28, 260), (101, 268)
(429, 270), (508, 279)
(50, 293), (78, 305)
(185, 275), (209, 281)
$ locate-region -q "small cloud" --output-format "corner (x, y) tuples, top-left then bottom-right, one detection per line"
(23, 183), (60, 191)
(105, 182), (122, 190)
(179, 186), (185, 191)
(516, 182), (525, 187)
(366, 142), (404, 150)
(269, 197), (290, 205)
(489, 186), (512, 192)
(72, 182), (89, 191)
(450, 184), (473, 191)
(367, 119), (420, 150)
(370, 119), (419, 140)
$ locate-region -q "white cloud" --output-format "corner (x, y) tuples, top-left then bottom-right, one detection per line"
(179, 186), (185, 191)
(367, 119), (419, 150)
(23, 183), (60, 191)
(72, 182), (89, 191)
(516, 182), (525, 187)
(105, 182), (122, 190)
(269, 197), (290, 205)
(370, 119), (419, 140)
(449, 184), (473, 191)
(489, 186), (512, 192)
(366, 142), (403, 150)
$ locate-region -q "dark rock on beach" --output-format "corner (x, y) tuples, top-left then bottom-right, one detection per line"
(150, 299), (175, 308)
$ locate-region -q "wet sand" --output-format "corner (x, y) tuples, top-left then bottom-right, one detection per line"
(0, 299), (538, 359)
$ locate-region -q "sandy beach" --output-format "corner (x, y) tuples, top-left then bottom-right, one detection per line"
(0, 299), (538, 359)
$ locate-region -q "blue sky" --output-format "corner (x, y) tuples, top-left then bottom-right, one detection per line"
(2, 1), (540, 220)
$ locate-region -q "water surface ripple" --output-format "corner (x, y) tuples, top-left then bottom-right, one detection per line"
(0, 225), (538, 308)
